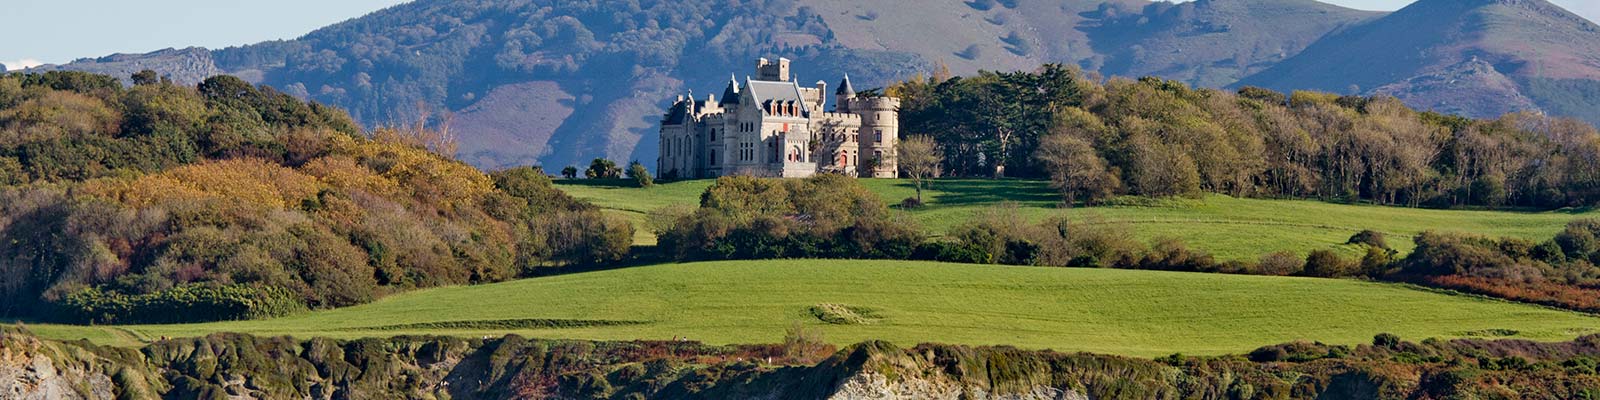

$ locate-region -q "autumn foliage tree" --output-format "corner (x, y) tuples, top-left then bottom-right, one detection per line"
(896, 135), (941, 206)
(0, 71), (628, 323)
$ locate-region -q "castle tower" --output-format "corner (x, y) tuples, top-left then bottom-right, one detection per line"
(835, 74), (855, 113)
(852, 94), (900, 178)
(756, 57), (791, 82)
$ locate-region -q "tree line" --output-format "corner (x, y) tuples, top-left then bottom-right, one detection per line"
(0, 71), (631, 323)
(889, 65), (1600, 209)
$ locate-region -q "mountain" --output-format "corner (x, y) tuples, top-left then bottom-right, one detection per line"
(1236, 0), (1600, 122)
(31, 0), (1387, 171)
(1087, 0), (1381, 88)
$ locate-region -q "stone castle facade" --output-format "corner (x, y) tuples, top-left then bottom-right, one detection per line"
(658, 58), (899, 179)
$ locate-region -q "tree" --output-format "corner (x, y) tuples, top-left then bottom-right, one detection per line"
(897, 135), (941, 205)
(131, 70), (160, 86)
(627, 161), (653, 187)
(561, 166), (578, 179)
(585, 158), (620, 179)
(1036, 132), (1120, 206)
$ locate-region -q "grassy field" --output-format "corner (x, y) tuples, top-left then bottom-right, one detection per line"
(27, 260), (1600, 357)
(557, 178), (1598, 260)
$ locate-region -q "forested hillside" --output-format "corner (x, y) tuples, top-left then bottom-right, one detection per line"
(893, 66), (1600, 209)
(0, 71), (631, 324)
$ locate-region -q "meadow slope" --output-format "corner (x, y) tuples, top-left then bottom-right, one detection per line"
(28, 260), (1600, 357)
(557, 179), (1598, 260)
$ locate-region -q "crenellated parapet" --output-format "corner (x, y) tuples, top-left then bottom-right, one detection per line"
(844, 96), (901, 112)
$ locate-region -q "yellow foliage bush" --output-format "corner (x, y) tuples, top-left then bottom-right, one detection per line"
(84, 158), (321, 210)
(327, 135), (492, 212)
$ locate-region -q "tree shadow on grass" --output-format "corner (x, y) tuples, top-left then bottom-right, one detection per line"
(925, 179), (1058, 207)
(554, 178), (638, 189)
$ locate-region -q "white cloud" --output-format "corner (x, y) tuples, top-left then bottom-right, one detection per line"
(0, 59), (44, 71)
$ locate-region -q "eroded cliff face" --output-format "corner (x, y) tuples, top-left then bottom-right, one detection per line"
(5, 328), (1600, 399)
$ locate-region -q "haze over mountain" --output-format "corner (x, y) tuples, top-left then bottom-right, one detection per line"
(29, 0), (1600, 171)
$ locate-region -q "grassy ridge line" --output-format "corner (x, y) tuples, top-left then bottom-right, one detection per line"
(25, 260), (1600, 356)
(556, 178), (1596, 259)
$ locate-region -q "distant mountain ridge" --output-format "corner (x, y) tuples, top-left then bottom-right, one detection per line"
(30, 0), (1600, 170)
(1235, 0), (1600, 122)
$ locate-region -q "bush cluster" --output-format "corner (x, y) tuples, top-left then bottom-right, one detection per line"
(652, 174), (923, 260)
(59, 284), (304, 324)
(1393, 219), (1600, 312)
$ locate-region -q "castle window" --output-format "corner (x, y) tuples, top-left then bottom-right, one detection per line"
(711, 149), (718, 166)
(875, 129), (884, 143)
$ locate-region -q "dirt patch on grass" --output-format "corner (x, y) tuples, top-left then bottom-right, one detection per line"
(808, 303), (883, 325)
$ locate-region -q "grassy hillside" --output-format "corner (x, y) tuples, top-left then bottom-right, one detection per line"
(26, 260), (1600, 357)
(557, 179), (1597, 260)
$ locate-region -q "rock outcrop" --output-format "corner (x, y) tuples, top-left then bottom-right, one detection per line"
(6, 327), (1600, 399)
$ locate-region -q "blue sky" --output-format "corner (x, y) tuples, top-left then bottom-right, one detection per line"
(1, 0), (409, 69)
(4, 0), (1599, 70)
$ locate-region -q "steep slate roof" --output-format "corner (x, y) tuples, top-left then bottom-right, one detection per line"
(662, 100), (691, 125)
(720, 75), (740, 106)
(836, 74), (855, 96)
(745, 78), (808, 117)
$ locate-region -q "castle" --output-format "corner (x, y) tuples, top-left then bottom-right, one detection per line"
(657, 58), (899, 179)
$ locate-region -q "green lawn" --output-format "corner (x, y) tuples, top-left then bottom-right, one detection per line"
(557, 178), (1598, 260)
(28, 260), (1600, 357)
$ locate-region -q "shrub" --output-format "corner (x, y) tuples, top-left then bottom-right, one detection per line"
(1374, 333), (1402, 349)
(1554, 219), (1600, 261)
(1401, 232), (1521, 277)
(626, 161), (653, 188)
(1135, 238), (1215, 272)
(1302, 249), (1354, 278)
(1248, 341), (1344, 363)
(899, 197), (923, 209)
(1347, 230), (1390, 249)
(1256, 251), (1305, 276)
(913, 241), (992, 264)
(781, 322), (831, 363)
(585, 158), (620, 179)
(59, 284), (305, 324)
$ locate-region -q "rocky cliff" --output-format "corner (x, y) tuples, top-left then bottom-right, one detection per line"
(7, 327), (1600, 399)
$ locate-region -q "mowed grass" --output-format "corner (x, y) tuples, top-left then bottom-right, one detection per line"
(557, 179), (1598, 260)
(28, 260), (1600, 357)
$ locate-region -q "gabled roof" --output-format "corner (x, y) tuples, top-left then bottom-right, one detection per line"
(746, 79), (804, 104)
(745, 78), (808, 117)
